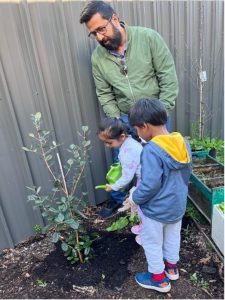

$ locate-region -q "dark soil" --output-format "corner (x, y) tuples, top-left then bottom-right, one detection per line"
(192, 157), (224, 188)
(0, 207), (224, 299)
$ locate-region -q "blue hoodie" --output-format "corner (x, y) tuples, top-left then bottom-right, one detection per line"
(132, 132), (192, 224)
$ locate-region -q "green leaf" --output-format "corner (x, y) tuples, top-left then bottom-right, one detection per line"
(67, 195), (74, 202)
(22, 147), (31, 152)
(34, 112), (42, 122)
(60, 197), (67, 203)
(106, 216), (129, 232)
(51, 232), (59, 243)
(58, 204), (67, 212)
(42, 224), (52, 233)
(41, 211), (49, 217)
(65, 219), (79, 230)
(82, 126), (88, 133)
(83, 140), (91, 147)
(48, 207), (58, 213)
(67, 159), (74, 166)
(55, 213), (64, 222)
(45, 155), (52, 161)
(61, 242), (69, 252)
(67, 256), (74, 261)
(84, 247), (90, 256)
(27, 195), (36, 202)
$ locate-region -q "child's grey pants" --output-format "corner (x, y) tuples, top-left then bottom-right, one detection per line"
(141, 215), (182, 274)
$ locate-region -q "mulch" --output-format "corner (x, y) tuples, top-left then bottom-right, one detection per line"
(0, 206), (224, 299)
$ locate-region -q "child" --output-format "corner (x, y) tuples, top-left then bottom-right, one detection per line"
(97, 117), (143, 220)
(128, 98), (192, 293)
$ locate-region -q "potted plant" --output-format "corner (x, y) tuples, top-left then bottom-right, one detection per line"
(187, 136), (224, 159)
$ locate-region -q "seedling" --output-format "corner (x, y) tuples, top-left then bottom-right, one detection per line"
(190, 273), (209, 288)
(33, 224), (42, 234)
(36, 279), (47, 287)
(106, 213), (139, 232)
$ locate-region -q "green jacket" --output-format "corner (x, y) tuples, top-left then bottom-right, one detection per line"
(91, 25), (179, 117)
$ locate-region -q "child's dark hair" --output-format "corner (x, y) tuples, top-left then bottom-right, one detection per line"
(97, 117), (140, 141)
(129, 98), (167, 127)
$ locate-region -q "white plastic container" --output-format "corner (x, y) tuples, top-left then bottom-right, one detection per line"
(211, 204), (224, 255)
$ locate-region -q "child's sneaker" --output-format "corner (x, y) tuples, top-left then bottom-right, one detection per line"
(135, 272), (171, 293)
(131, 224), (142, 235)
(135, 235), (142, 246)
(164, 261), (179, 280)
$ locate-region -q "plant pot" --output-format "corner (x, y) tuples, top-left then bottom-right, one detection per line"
(209, 147), (217, 158)
(189, 152), (224, 220)
(191, 149), (209, 158)
(211, 204), (224, 255)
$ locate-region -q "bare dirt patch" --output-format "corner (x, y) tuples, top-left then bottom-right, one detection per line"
(0, 207), (224, 299)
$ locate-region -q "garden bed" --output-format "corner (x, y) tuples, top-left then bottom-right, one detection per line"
(0, 206), (224, 299)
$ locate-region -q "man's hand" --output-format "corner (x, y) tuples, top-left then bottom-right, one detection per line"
(105, 184), (113, 192)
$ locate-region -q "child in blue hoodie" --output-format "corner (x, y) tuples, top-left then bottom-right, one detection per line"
(127, 98), (192, 293)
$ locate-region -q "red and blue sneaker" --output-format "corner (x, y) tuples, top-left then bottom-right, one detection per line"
(164, 261), (179, 280)
(135, 272), (171, 293)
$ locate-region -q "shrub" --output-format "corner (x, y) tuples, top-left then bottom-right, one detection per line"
(23, 112), (92, 264)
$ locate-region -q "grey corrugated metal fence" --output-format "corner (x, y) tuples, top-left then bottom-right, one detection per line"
(0, 0), (223, 249)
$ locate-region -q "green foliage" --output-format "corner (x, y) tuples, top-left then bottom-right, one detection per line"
(33, 224), (42, 234)
(36, 279), (47, 287)
(218, 202), (224, 214)
(63, 233), (93, 264)
(23, 112), (93, 264)
(216, 145), (224, 164)
(106, 216), (129, 232)
(106, 213), (140, 232)
(188, 137), (224, 152)
(190, 273), (209, 288)
(186, 201), (207, 224)
(187, 123), (224, 161)
(182, 224), (190, 237)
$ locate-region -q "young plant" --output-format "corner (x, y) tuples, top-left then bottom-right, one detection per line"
(106, 213), (140, 232)
(185, 201), (207, 225)
(36, 279), (48, 287)
(33, 224), (42, 234)
(23, 112), (92, 264)
(190, 273), (209, 288)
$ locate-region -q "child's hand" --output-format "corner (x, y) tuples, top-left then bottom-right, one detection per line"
(105, 184), (113, 192)
(128, 186), (136, 205)
(118, 198), (131, 212)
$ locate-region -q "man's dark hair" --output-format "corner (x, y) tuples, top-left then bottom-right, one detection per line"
(80, 1), (115, 24)
(129, 99), (167, 127)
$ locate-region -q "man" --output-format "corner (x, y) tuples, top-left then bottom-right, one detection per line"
(80, 0), (178, 217)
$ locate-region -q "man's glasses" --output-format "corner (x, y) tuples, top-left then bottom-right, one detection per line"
(120, 59), (128, 76)
(88, 18), (112, 39)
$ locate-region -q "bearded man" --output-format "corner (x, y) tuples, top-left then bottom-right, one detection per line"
(80, 0), (179, 217)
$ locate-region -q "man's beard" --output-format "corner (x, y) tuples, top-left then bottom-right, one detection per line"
(99, 25), (122, 51)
